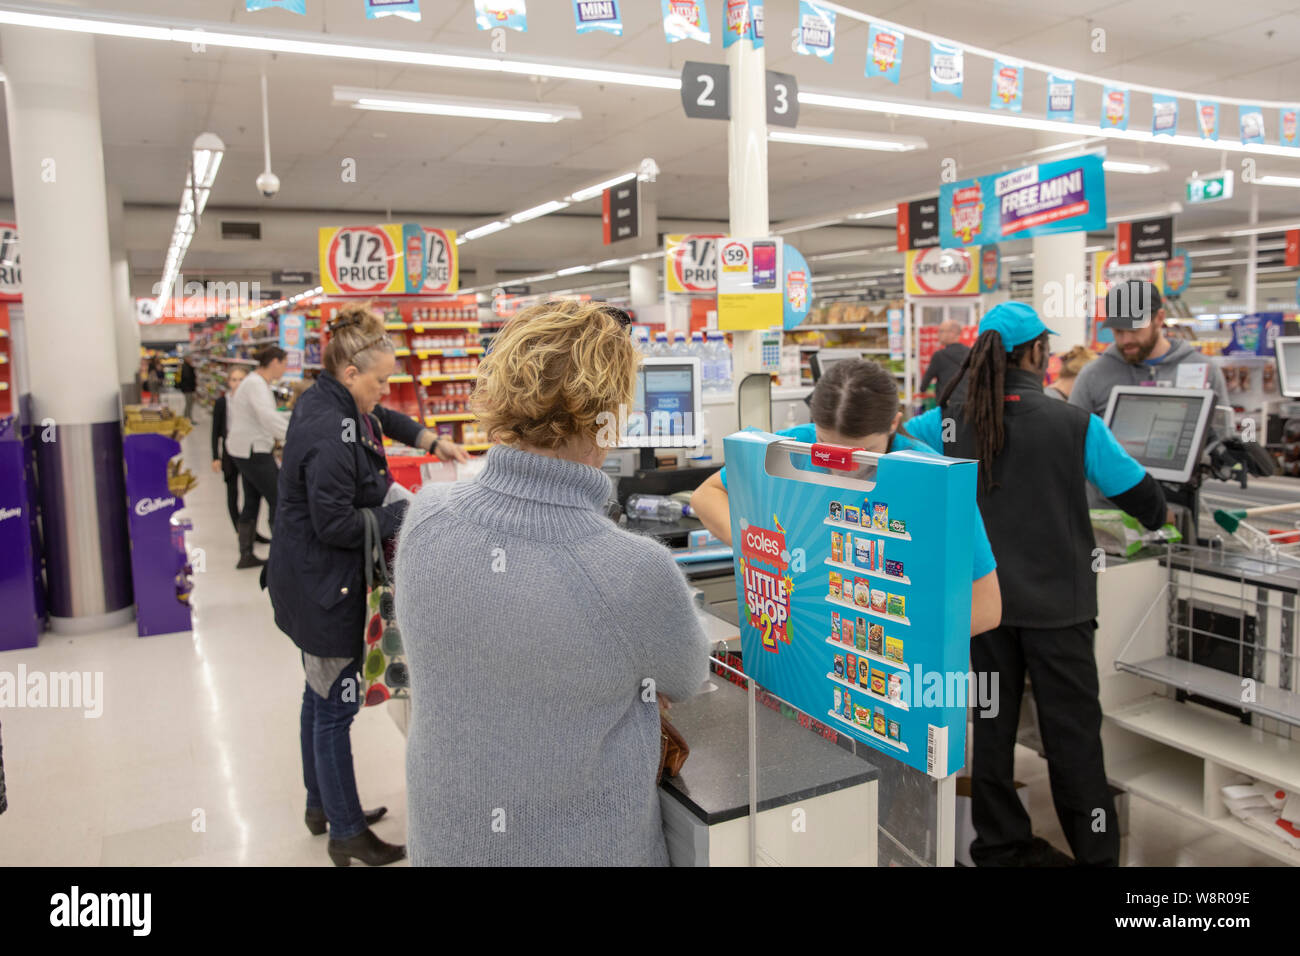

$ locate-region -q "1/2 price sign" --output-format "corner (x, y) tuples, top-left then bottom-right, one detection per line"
(319, 225), (403, 295)
(420, 227), (459, 294)
(665, 233), (725, 294)
(319, 224), (459, 295)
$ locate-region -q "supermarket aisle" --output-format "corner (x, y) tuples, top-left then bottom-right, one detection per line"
(0, 401), (409, 866)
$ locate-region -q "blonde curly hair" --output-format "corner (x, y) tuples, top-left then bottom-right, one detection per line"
(471, 300), (638, 450)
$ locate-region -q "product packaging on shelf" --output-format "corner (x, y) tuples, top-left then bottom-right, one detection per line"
(724, 430), (976, 778)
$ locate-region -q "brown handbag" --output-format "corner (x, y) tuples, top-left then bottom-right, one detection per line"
(658, 715), (690, 783)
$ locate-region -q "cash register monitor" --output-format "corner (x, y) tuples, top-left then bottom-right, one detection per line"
(1275, 336), (1300, 398)
(1103, 386), (1216, 484)
(619, 356), (703, 448)
(810, 348), (875, 383)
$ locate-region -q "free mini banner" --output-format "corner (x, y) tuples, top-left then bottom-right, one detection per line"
(905, 248), (979, 296)
(1240, 105), (1265, 145)
(662, 0), (710, 44)
(574, 0), (621, 35)
(864, 24), (903, 84)
(990, 60), (1022, 112)
(751, 0), (764, 48)
(929, 42), (963, 97)
(475, 1), (526, 31)
(940, 153), (1108, 248)
(1046, 74), (1075, 121)
(1196, 100), (1219, 140)
(1281, 108), (1299, 148)
(795, 2), (835, 62)
(1152, 94), (1178, 136)
(1101, 86), (1129, 130)
(717, 237), (783, 330)
(724, 430), (976, 778)
(246, 0), (305, 12)
(366, 0), (420, 20)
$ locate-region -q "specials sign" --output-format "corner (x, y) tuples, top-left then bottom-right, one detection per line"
(904, 247), (980, 296)
(319, 224), (458, 295)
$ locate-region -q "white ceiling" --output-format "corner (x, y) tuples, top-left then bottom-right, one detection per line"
(1, 0), (1298, 289)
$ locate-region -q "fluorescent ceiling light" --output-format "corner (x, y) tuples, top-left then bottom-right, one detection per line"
(155, 131), (225, 311)
(567, 173), (636, 203)
(1256, 175), (1300, 188)
(1186, 246), (1236, 257)
(462, 220), (510, 240)
(850, 208), (897, 220)
(768, 127), (927, 152)
(334, 86), (580, 123)
(1103, 159), (1170, 175)
(510, 200), (570, 223)
(1107, 202), (1182, 224)
(555, 265), (593, 276)
(1258, 265), (1300, 274)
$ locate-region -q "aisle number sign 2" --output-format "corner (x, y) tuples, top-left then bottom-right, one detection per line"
(319, 224), (458, 295)
(665, 234), (725, 294)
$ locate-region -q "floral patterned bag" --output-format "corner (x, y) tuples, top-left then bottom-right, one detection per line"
(360, 508), (409, 707)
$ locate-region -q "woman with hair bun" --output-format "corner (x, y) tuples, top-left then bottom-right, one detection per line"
(268, 301), (465, 867)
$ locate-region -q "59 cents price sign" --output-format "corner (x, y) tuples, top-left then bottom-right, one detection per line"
(665, 233), (725, 294)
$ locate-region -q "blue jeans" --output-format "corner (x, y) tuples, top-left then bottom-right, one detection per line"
(300, 660), (366, 840)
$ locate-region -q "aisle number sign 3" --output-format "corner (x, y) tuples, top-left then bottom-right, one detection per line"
(665, 233), (725, 294)
(319, 224), (458, 295)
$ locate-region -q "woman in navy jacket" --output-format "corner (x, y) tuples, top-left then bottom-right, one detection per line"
(267, 303), (466, 867)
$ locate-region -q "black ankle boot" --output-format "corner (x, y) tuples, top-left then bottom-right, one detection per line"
(236, 520), (265, 569)
(255, 532), (271, 544)
(327, 828), (405, 867)
(305, 805), (388, 836)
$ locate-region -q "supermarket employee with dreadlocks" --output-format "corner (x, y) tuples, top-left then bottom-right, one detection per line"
(907, 302), (1167, 867)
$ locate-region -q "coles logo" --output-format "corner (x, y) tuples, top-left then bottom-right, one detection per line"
(950, 183), (984, 243)
(134, 496), (176, 517)
(909, 247), (975, 295)
(742, 525), (786, 566)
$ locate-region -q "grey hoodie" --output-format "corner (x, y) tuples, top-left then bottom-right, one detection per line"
(1069, 338), (1230, 418)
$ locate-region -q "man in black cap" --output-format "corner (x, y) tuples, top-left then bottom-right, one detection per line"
(1069, 279), (1230, 417)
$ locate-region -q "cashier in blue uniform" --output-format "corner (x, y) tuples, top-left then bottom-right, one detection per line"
(908, 302), (1167, 867)
(690, 358), (1002, 637)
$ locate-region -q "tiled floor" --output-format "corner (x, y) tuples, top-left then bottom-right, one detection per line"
(0, 394), (1285, 866)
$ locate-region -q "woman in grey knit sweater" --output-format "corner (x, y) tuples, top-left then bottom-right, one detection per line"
(395, 301), (709, 866)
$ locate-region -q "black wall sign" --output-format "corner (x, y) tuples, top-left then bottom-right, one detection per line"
(1117, 216), (1173, 263)
(766, 71), (799, 128)
(681, 61), (730, 120)
(896, 196), (940, 250)
(602, 178), (640, 245)
(272, 270), (313, 284)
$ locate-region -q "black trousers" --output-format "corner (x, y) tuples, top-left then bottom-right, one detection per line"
(233, 452), (279, 525)
(969, 621), (1119, 866)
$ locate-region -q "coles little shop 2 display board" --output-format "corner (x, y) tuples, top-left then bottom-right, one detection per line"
(724, 431), (976, 778)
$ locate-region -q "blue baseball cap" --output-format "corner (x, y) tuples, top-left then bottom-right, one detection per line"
(978, 301), (1057, 351)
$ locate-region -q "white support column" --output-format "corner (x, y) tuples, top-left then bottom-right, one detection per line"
(628, 261), (658, 309)
(2, 9), (134, 630)
(1032, 231), (1088, 349)
(1246, 191), (1259, 316)
(726, 25), (769, 379)
(106, 183), (141, 401)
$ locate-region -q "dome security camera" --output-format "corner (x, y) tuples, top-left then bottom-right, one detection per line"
(256, 170), (280, 199)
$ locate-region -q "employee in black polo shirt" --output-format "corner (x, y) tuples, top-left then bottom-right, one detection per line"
(908, 302), (1167, 867)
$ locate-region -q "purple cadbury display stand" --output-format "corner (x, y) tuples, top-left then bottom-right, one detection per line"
(122, 432), (193, 637)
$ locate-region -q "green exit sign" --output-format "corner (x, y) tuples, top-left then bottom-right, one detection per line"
(1186, 170), (1235, 203)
